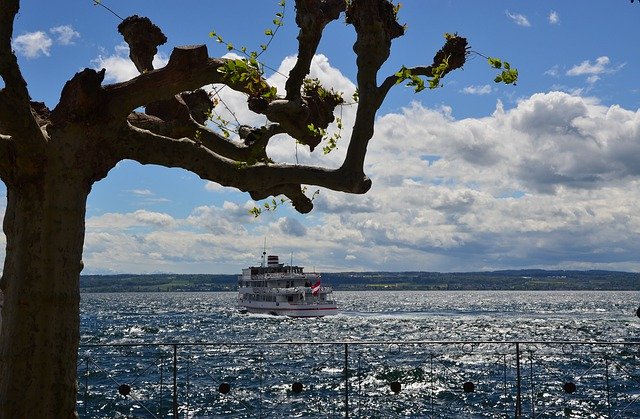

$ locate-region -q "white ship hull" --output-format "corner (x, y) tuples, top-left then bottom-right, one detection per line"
(239, 301), (338, 317)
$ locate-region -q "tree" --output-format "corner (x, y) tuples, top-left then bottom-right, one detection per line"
(0, 0), (510, 416)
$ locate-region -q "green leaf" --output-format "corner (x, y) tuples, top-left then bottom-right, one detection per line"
(488, 57), (502, 69)
(265, 29), (273, 36)
(394, 66), (411, 84)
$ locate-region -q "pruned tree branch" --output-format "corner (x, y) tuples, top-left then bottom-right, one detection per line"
(284, 0), (346, 100)
(0, 0), (46, 154)
(127, 111), (275, 163)
(118, 122), (371, 212)
(117, 15), (167, 73)
(378, 34), (469, 99)
(104, 45), (256, 120)
(340, 0), (404, 175)
(249, 184), (313, 214)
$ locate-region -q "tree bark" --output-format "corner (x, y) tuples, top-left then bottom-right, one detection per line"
(0, 168), (89, 418)
(0, 2), (472, 416)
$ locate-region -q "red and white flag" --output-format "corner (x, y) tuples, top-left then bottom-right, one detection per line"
(311, 280), (321, 296)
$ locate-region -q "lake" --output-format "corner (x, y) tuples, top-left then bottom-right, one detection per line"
(78, 291), (640, 418)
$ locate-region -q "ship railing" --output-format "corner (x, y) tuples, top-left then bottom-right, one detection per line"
(238, 286), (334, 295)
(76, 339), (640, 418)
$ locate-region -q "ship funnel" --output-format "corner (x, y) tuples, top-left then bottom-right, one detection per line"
(267, 255), (279, 266)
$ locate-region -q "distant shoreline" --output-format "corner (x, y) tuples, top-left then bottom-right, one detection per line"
(80, 269), (640, 293)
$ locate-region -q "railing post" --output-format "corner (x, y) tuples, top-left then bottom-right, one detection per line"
(160, 355), (164, 418)
(605, 355), (612, 418)
(515, 342), (522, 419)
(173, 344), (178, 418)
(344, 343), (349, 418)
(530, 355), (534, 419)
(84, 357), (89, 417)
(430, 353), (434, 415)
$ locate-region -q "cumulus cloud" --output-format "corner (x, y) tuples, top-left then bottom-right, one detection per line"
(74, 55), (640, 274)
(273, 217), (307, 237)
(92, 43), (169, 83)
(505, 11), (531, 27)
(186, 201), (255, 235)
(87, 210), (176, 230)
(268, 54), (356, 98)
(12, 31), (53, 58)
(567, 56), (610, 76)
(12, 25), (80, 58)
(345, 91), (640, 270)
(50, 25), (80, 45)
(548, 11), (560, 25)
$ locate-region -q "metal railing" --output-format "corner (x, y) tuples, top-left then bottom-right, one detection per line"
(77, 340), (640, 418)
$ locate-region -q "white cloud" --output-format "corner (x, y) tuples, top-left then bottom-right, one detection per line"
(505, 11), (531, 27)
(73, 55), (640, 274)
(586, 75), (600, 85)
(50, 25), (80, 45)
(133, 210), (176, 228)
(205, 182), (227, 192)
(92, 43), (169, 83)
(128, 189), (154, 196)
(462, 85), (492, 95)
(12, 31), (53, 58)
(567, 56), (611, 77)
(87, 210), (176, 230)
(548, 11), (560, 25)
(12, 25), (80, 59)
(267, 54), (356, 99)
(272, 217), (307, 237)
(544, 66), (560, 78)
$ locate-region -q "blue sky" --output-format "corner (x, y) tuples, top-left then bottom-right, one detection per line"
(2, 1), (639, 274)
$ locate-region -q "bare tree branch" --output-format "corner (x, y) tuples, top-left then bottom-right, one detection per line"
(249, 184), (313, 214)
(340, 0), (404, 175)
(378, 35), (469, 100)
(127, 111), (273, 162)
(284, 0), (346, 100)
(104, 46), (251, 120)
(0, 1), (46, 149)
(118, 123), (371, 212)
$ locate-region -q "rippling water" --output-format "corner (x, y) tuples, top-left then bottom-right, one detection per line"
(81, 291), (640, 343)
(78, 291), (640, 418)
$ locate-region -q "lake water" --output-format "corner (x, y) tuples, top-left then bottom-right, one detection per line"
(78, 291), (640, 418)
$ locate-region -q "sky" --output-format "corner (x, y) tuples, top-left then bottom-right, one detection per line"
(2, 1), (639, 275)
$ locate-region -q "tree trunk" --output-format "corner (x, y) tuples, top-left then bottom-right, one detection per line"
(0, 167), (89, 417)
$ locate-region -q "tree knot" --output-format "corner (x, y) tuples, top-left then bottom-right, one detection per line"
(118, 15), (167, 73)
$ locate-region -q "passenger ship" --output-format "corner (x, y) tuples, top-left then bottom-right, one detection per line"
(237, 254), (338, 317)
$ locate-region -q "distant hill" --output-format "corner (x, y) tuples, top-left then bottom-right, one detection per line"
(80, 270), (640, 292)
